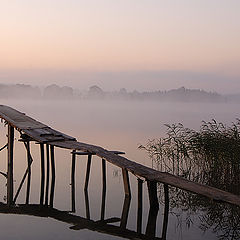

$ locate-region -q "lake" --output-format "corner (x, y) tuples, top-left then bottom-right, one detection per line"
(0, 99), (239, 240)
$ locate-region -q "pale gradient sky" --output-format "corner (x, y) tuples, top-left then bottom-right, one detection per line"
(0, 0), (240, 92)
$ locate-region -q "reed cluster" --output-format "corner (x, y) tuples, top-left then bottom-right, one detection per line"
(139, 119), (240, 194)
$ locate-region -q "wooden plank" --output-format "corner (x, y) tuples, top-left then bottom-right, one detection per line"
(50, 141), (240, 207)
(0, 105), (47, 130)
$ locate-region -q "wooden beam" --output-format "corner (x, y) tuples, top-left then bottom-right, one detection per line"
(7, 125), (14, 206)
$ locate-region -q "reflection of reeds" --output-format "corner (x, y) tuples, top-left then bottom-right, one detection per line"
(139, 119), (240, 194)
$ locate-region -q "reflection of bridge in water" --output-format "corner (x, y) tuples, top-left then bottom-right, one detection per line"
(0, 105), (240, 239)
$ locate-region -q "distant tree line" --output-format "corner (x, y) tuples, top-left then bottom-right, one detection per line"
(0, 83), (239, 103)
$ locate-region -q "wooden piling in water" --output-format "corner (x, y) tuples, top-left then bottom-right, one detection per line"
(7, 125), (14, 206)
(120, 195), (131, 229)
(71, 150), (76, 212)
(122, 168), (131, 198)
(49, 145), (55, 207)
(84, 154), (92, 191)
(137, 178), (143, 234)
(101, 159), (106, 220)
(162, 184), (169, 240)
(40, 143), (45, 205)
(45, 144), (50, 206)
(25, 141), (31, 204)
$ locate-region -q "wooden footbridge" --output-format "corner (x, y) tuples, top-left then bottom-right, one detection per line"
(0, 105), (240, 238)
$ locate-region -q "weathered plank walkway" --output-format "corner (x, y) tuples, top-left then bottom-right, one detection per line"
(0, 105), (240, 207)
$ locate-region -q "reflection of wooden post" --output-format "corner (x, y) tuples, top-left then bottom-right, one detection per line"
(49, 145), (55, 207)
(145, 204), (159, 237)
(137, 178), (143, 234)
(71, 150), (76, 212)
(40, 143), (45, 205)
(122, 168), (131, 198)
(7, 125), (14, 206)
(101, 159), (106, 220)
(162, 184), (169, 240)
(25, 141), (31, 204)
(84, 154), (92, 191)
(84, 189), (90, 219)
(45, 144), (50, 205)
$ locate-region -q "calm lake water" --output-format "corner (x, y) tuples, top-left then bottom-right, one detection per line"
(0, 99), (239, 240)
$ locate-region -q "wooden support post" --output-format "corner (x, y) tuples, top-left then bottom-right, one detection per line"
(13, 142), (33, 204)
(162, 184), (169, 240)
(84, 154), (92, 191)
(25, 141), (31, 204)
(137, 178), (143, 234)
(40, 143), (45, 205)
(45, 144), (50, 205)
(122, 168), (131, 198)
(147, 180), (159, 210)
(120, 195), (131, 228)
(49, 145), (55, 207)
(101, 159), (106, 220)
(7, 125), (14, 206)
(71, 150), (76, 212)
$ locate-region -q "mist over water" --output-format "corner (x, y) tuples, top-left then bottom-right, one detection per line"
(0, 97), (239, 240)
